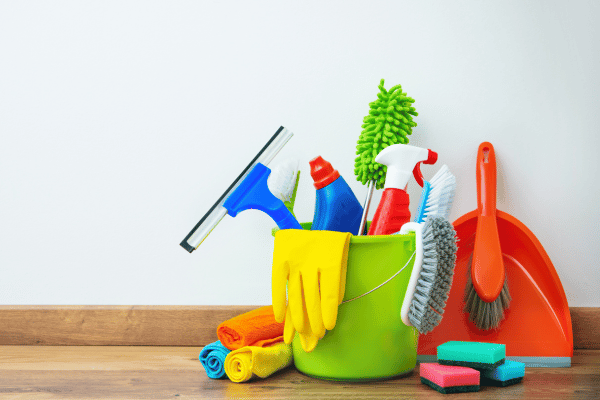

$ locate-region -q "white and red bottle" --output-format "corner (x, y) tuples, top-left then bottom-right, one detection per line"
(368, 144), (437, 235)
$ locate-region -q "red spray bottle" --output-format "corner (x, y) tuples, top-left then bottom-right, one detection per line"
(368, 144), (437, 235)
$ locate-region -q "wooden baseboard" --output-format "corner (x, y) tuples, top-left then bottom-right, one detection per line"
(1, 306), (598, 348)
(0, 306), (257, 346)
(570, 307), (600, 349)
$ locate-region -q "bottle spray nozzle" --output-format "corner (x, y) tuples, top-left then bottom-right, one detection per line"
(413, 149), (438, 187)
(375, 145), (438, 190)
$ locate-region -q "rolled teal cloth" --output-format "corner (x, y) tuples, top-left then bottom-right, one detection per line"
(199, 340), (231, 379)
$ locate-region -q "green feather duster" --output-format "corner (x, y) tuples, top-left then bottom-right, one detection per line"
(354, 79), (418, 189)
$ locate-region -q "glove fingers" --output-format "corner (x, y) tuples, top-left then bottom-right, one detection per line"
(319, 268), (342, 330)
(299, 331), (319, 353)
(283, 306), (296, 344)
(303, 272), (325, 338)
(271, 255), (289, 323)
(288, 272), (310, 334)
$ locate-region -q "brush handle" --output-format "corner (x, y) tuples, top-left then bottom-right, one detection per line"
(472, 142), (505, 302)
(414, 181), (431, 223)
(477, 143), (497, 216)
(399, 222), (423, 328)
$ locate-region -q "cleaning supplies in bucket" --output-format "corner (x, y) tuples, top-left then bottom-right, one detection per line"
(368, 144), (437, 235)
(272, 230), (351, 352)
(309, 156), (363, 234)
(180, 126), (299, 253)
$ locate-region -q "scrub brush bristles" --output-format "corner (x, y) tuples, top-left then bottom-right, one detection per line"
(354, 79), (418, 189)
(407, 217), (458, 334)
(415, 165), (457, 224)
(267, 159), (300, 217)
(464, 265), (511, 330)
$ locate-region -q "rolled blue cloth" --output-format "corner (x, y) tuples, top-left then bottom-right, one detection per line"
(199, 340), (231, 379)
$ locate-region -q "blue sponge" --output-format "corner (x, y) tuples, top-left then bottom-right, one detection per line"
(480, 360), (525, 387)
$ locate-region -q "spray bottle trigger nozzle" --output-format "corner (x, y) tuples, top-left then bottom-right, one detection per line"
(412, 149), (438, 187)
(425, 149), (438, 165)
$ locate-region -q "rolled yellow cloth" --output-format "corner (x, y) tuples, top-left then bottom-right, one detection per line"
(224, 342), (293, 383)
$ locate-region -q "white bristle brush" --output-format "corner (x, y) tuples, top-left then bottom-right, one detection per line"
(414, 164), (457, 223)
(267, 159), (300, 216)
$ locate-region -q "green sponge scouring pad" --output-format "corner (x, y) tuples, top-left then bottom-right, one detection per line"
(354, 79), (418, 189)
(437, 341), (506, 370)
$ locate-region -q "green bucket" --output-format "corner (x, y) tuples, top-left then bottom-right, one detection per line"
(276, 223), (419, 381)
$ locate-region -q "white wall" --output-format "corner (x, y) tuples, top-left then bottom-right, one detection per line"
(1, 1), (598, 306)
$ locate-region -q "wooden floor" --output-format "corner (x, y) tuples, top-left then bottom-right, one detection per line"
(0, 347), (598, 399)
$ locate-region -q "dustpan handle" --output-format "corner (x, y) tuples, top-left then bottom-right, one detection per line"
(477, 142), (496, 216)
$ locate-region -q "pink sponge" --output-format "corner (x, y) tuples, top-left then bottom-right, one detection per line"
(420, 363), (480, 394)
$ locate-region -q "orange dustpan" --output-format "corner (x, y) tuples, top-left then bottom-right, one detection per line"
(418, 142), (573, 367)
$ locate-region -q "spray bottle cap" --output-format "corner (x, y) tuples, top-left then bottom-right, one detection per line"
(309, 156), (340, 189)
(375, 144), (437, 190)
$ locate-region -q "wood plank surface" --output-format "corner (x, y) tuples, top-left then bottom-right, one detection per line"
(0, 347), (598, 399)
(0, 306), (598, 348)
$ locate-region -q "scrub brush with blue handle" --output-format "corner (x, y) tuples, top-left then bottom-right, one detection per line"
(414, 165), (456, 224)
(399, 217), (457, 334)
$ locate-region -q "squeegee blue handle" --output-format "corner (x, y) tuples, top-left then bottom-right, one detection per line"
(223, 163), (302, 230)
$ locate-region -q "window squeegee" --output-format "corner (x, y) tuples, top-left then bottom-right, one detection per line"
(180, 126), (297, 253)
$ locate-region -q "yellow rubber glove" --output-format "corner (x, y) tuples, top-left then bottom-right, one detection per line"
(272, 230), (351, 352)
(283, 306), (320, 352)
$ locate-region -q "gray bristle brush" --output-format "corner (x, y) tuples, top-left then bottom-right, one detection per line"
(399, 216), (458, 334)
(462, 142), (511, 330)
(464, 265), (511, 330)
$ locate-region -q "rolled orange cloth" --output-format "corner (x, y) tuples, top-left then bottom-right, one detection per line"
(217, 306), (284, 351)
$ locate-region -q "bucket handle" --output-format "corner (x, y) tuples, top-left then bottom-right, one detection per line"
(340, 250), (417, 305)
